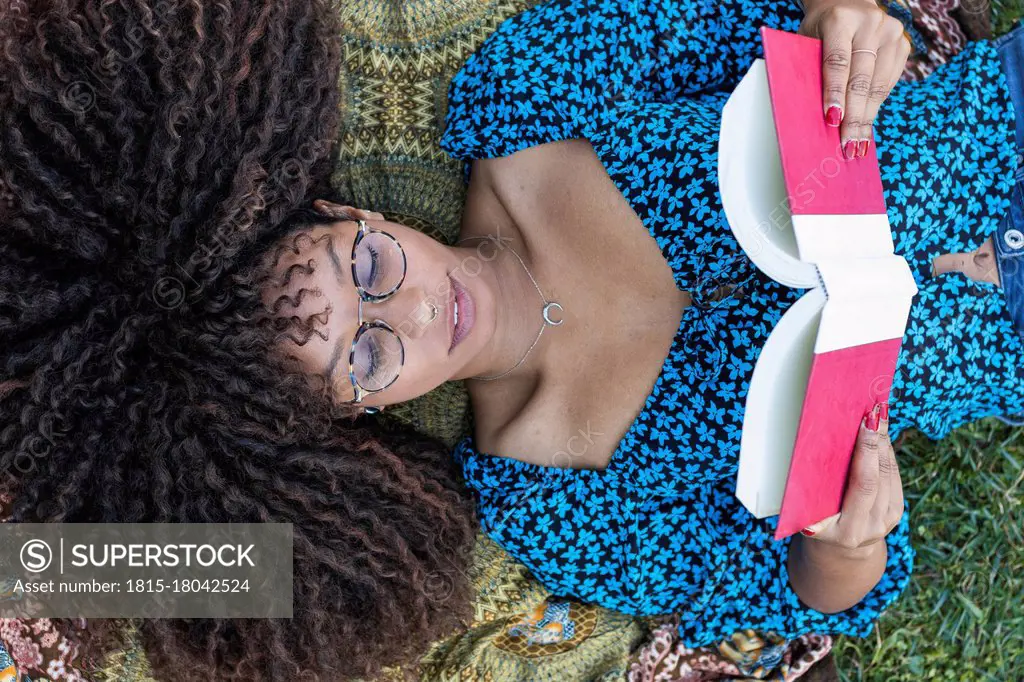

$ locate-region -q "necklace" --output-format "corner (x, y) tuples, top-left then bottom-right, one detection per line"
(455, 234), (564, 381)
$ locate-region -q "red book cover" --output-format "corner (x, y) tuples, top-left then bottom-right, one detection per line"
(759, 27), (887, 217)
(759, 27), (905, 540)
(774, 340), (902, 539)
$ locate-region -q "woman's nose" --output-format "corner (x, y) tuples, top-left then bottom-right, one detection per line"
(370, 286), (440, 340)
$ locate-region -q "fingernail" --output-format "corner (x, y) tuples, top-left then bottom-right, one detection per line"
(844, 140), (857, 160)
(879, 402), (889, 422)
(858, 139), (869, 157)
(865, 403), (882, 432)
(800, 528), (816, 537)
(825, 105), (843, 127)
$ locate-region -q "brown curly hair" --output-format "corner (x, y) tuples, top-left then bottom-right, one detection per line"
(0, 1), (477, 679)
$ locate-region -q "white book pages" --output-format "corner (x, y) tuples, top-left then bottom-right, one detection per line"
(735, 287), (826, 518)
(792, 213), (895, 263)
(814, 256), (919, 353)
(718, 59), (819, 289)
(723, 57), (919, 520)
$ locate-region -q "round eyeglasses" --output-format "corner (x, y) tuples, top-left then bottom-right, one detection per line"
(344, 219), (408, 405)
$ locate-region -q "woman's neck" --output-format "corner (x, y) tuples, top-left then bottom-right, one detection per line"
(452, 167), (557, 386)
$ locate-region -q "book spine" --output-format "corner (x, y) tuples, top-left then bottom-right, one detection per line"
(814, 255), (917, 302)
(814, 263), (828, 300)
(812, 256), (919, 354)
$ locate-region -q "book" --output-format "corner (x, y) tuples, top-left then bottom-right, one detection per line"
(719, 27), (920, 541)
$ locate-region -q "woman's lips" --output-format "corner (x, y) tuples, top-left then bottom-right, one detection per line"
(448, 274), (474, 353)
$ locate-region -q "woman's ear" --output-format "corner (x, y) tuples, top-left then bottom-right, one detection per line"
(312, 200), (385, 222)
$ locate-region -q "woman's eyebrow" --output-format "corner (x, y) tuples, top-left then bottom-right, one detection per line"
(325, 231), (346, 280)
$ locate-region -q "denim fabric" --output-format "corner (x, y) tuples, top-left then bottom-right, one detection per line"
(993, 21), (1024, 338)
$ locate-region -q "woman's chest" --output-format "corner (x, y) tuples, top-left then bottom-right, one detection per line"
(470, 140), (693, 469)
(468, 135), (800, 474)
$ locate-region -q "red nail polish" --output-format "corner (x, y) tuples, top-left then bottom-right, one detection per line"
(879, 402), (889, 422)
(825, 105), (842, 127)
(865, 403), (882, 432)
(858, 139), (869, 157)
(844, 140), (857, 159)
(801, 528), (816, 537)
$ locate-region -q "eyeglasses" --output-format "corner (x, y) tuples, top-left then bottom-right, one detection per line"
(343, 219), (408, 405)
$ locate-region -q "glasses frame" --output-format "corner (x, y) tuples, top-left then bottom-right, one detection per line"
(344, 219), (408, 405)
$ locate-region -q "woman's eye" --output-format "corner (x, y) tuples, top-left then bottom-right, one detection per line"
(365, 339), (381, 377)
(367, 248), (380, 286)
(355, 247), (381, 289)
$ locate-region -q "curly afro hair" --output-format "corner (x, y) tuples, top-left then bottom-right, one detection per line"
(0, 1), (477, 680)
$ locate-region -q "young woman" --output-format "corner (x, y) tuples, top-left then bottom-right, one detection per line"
(262, 0), (1024, 649)
(0, 1), (475, 679)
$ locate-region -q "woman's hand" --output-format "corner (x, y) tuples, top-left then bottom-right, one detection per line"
(798, 0), (913, 159)
(801, 402), (903, 548)
(787, 402), (904, 613)
(312, 199), (385, 222)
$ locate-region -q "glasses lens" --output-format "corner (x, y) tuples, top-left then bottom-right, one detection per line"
(351, 325), (404, 392)
(354, 231), (405, 298)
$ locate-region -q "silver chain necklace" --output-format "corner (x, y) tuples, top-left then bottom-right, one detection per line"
(455, 234), (564, 381)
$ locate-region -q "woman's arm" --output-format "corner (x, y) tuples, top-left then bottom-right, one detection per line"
(788, 527), (888, 613)
(787, 402), (906, 613)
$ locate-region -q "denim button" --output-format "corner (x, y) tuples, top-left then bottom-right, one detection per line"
(1005, 228), (1024, 250)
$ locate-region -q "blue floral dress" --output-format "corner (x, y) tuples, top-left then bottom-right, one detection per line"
(439, 0), (1021, 646)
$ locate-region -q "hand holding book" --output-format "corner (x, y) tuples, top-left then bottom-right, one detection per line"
(720, 28), (919, 540)
(799, 402), (903, 545)
(785, 401), (903, 613)
(797, 0), (913, 157)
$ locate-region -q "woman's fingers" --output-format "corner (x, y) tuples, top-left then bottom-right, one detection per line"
(802, 512), (841, 536)
(818, 13), (856, 128)
(313, 199), (351, 218)
(889, 454), (905, 532)
(839, 409), (884, 526)
(813, 405), (885, 548)
(806, 2), (909, 159)
(312, 200), (385, 222)
(859, 33), (912, 144)
(872, 410), (895, 520)
(881, 413), (905, 532)
(839, 42), (880, 158)
(802, 403), (904, 549)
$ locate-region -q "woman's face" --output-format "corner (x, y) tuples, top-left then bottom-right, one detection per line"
(264, 205), (497, 408)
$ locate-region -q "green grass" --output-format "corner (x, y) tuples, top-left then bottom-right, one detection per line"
(834, 419), (1024, 681)
(994, 0), (1024, 35)
(835, 11), (1024, 678)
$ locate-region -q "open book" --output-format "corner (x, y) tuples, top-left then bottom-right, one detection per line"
(719, 28), (919, 540)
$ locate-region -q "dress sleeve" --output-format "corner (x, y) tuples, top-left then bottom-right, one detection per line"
(455, 444), (644, 614)
(633, 480), (915, 643)
(440, 0), (804, 160)
(457, 437), (914, 643)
